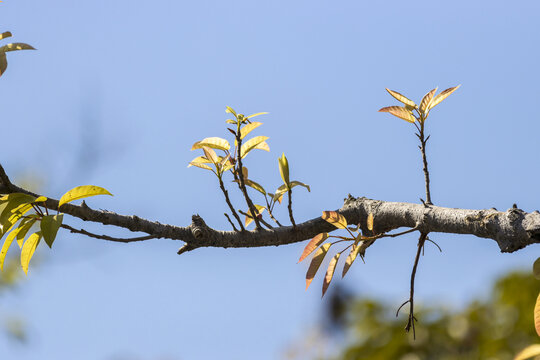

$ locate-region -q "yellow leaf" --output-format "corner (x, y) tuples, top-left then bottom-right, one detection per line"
(202, 146), (219, 165)
(278, 153), (290, 186)
(385, 88), (416, 108)
(419, 88), (437, 114)
(58, 185), (113, 208)
(289, 181), (310, 192)
(254, 141), (270, 152)
(188, 162), (213, 171)
(367, 213), (374, 232)
(21, 231), (41, 275)
(535, 292), (540, 337)
(306, 243), (331, 290)
(0, 31), (12, 40)
(191, 137), (230, 151)
(240, 122), (263, 139)
(246, 112), (268, 120)
(378, 106), (416, 123)
(298, 233), (328, 263)
(225, 106), (237, 117)
(322, 253), (340, 297)
(0, 226), (23, 271)
(16, 217), (37, 248)
(243, 179), (266, 195)
(240, 136), (270, 158)
(273, 185), (288, 203)
(34, 196), (47, 203)
(245, 205), (266, 227)
(514, 344), (540, 360)
(342, 242), (362, 278)
(322, 211), (347, 229)
(429, 85), (460, 110)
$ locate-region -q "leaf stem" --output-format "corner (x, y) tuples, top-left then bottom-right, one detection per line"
(418, 118), (432, 205)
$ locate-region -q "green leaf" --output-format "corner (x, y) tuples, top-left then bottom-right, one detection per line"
(385, 88), (416, 108)
(289, 180), (310, 192)
(322, 253), (340, 297)
(0, 43), (36, 53)
(298, 233), (328, 263)
(40, 214), (63, 248)
(533, 258), (540, 280)
(278, 153), (290, 186)
(306, 243), (331, 290)
(342, 242), (362, 278)
(21, 231), (41, 275)
(378, 106), (416, 123)
(58, 185), (113, 208)
(240, 122), (263, 139)
(191, 137), (230, 151)
(240, 136), (270, 158)
(16, 217), (37, 249)
(419, 88), (437, 114)
(273, 185), (288, 202)
(243, 179), (266, 195)
(322, 211), (347, 229)
(429, 85), (460, 110)
(514, 344), (540, 360)
(0, 31), (12, 40)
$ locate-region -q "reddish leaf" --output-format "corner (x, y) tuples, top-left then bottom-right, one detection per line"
(305, 243), (331, 290)
(378, 106), (416, 123)
(298, 233), (328, 263)
(419, 88), (437, 114)
(322, 211), (347, 229)
(322, 253), (341, 297)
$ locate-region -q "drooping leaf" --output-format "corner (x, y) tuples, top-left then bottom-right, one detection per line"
(306, 243), (331, 290)
(2, 203), (33, 237)
(535, 291), (540, 337)
(289, 180), (310, 192)
(378, 106), (416, 123)
(191, 137), (230, 151)
(367, 213), (374, 232)
(243, 179), (266, 195)
(0, 194), (36, 236)
(58, 185), (113, 208)
(0, 225), (25, 271)
(533, 257), (540, 280)
(240, 136), (270, 158)
(21, 231), (41, 275)
(202, 146), (219, 165)
(0, 31), (12, 40)
(343, 242), (362, 278)
(419, 88), (437, 114)
(40, 214), (63, 248)
(0, 43), (35, 53)
(16, 217), (37, 248)
(385, 88), (416, 108)
(322, 253), (341, 297)
(514, 344), (540, 360)
(299, 233), (329, 263)
(429, 85), (460, 110)
(278, 153), (290, 186)
(322, 211), (347, 229)
(240, 122), (263, 139)
(245, 205), (265, 227)
(246, 112), (268, 120)
(253, 141), (270, 152)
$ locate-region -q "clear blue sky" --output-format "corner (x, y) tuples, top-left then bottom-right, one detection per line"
(1, 0), (540, 359)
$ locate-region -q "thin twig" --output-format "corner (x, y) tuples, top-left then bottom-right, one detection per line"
(264, 195), (283, 227)
(224, 213), (239, 231)
(418, 119), (432, 205)
(287, 188), (296, 228)
(61, 224), (156, 243)
(218, 176), (244, 231)
(238, 210), (273, 229)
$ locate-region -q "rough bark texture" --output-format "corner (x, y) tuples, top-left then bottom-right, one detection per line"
(2, 179), (540, 253)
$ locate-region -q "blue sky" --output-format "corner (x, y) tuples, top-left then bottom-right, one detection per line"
(1, 0), (540, 359)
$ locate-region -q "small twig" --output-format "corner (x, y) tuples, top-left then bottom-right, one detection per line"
(238, 210), (273, 229)
(224, 213), (239, 231)
(177, 243), (196, 255)
(425, 237), (442, 252)
(264, 195), (283, 227)
(287, 188), (296, 228)
(218, 176), (244, 231)
(61, 224), (156, 243)
(418, 119), (432, 205)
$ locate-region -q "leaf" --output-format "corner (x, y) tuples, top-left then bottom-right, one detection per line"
(322, 253), (340, 297)
(245, 205), (265, 227)
(429, 85), (460, 110)
(40, 214), (63, 248)
(378, 106), (416, 123)
(16, 217), (37, 248)
(202, 146), (219, 165)
(385, 88), (416, 108)
(58, 185), (113, 208)
(367, 213), (374, 232)
(289, 180), (310, 192)
(34, 196), (47, 203)
(240, 136), (270, 158)
(514, 344), (540, 360)
(254, 141), (270, 152)
(299, 233), (328, 263)
(306, 243), (331, 290)
(0, 52), (6, 77)
(21, 231), (41, 275)
(0, 194), (36, 236)
(322, 211), (347, 229)
(273, 184), (288, 202)
(278, 153), (290, 186)
(246, 112), (268, 120)
(188, 162), (213, 171)
(191, 137), (230, 151)
(535, 291), (540, 337)
(0, 31), (12, 40)
(534, 258), (540, 280)
(243, 179), (266, 195)
(419, 88), (437, 114)
(240, 122), (263, 139)
(0, 43), (36, 53)
(225, 106), (237, 117)
(0, 215), (36, 270)
(343, 242), (362, 278)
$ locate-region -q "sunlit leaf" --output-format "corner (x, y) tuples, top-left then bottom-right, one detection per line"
(226, 119), (236, 124)
(34, 196), (47, 203)
(0, 31), (12, 40)
(58, 185), (113, 208)
(322, 253), (341, 297)
(385, 88), (416, 108)
(367, 213), (374, 232)
(246, 112), (268, 120)
(419, 88), (437, 114)
(306, 243), (331, 290)
(0, 194), (36, 236)
(0, 215), (36, 270)
(378, 106), (416, 123)
(273, 184), (288, 202)
(253, 141), (270, 152)
(240, 136), (269, 158)
(289, 180), (310, 192)
(278, 153), (290, 186)
(535, 291), (540, 337)
(514, 344), (540, 360)
(298, 233), (328, 263)
(322, 211), (347, 229)
(245, 205), (265, 227)
(188, 162), (213, 171)
(240, 122), (263, 139)
(40, 214), (63, 248)
(429, 85), (460, 110)
(343, 242), (362, 278)
(21, 231), (41, 275)
(533, 257), (540, 280)
(191, 137), (230, 151)
(202, 146), (219, 166)
(243, 179), (266, 195)
(225, 106), (237, 117)
(16, 217), (37, 248)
